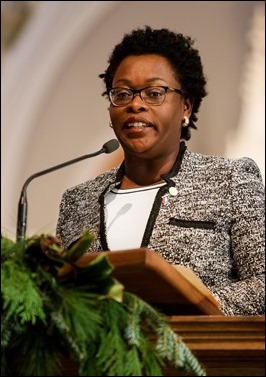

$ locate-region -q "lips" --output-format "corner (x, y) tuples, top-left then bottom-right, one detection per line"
(126, 122), (148, 128)
(123, 118), (153, 130)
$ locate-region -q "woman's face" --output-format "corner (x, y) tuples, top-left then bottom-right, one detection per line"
(109, 54), (191, 159)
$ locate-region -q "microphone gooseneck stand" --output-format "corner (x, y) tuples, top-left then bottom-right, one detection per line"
(16, 139), (119, 241)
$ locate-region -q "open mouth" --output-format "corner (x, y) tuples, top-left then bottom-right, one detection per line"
(125, 122), (150, 129)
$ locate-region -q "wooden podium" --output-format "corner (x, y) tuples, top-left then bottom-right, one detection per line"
(66, 248), (265, 376)
(163, 315), (265, 376)
(74, 247), (223, 315)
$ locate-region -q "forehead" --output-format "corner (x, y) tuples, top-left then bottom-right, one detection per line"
(113, 54), (177, 85)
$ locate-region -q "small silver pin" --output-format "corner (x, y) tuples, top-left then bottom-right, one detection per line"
(169, 187), (178, 196)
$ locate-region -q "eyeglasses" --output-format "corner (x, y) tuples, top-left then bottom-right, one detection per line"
(108, 86), (184, 107)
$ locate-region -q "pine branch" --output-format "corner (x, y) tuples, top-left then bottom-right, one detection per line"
(1, 232), (206, 376)
(2, 260), (46, 324)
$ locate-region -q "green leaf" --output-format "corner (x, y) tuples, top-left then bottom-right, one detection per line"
(1, 233), (206, 376)
(65, 227), (95, 262)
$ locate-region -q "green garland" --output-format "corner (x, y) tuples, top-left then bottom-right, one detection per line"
(1, 229), (206, 376)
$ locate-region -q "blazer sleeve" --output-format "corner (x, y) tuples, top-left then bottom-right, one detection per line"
(211, 157), (265, 315)
(56, 186), (89, 250)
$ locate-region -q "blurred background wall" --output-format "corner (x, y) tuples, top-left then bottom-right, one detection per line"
(1, 1), (265, 240)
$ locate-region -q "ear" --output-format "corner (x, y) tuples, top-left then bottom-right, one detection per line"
(183, 99), (193, 116)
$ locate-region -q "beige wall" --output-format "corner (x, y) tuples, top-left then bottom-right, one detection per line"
(1, 1), (265, 239)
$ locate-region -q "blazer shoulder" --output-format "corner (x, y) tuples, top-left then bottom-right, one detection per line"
(231, 156), (263, 179)
(62, 166), (119, 197)
(185, 149), (263, 178)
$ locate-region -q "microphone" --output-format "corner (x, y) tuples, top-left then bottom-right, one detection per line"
(16, 139), (120, 241)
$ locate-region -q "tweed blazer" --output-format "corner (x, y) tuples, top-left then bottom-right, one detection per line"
(56, 142), (265, 316)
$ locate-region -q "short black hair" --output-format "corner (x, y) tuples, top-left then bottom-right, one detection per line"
(99, 26), (207, 140)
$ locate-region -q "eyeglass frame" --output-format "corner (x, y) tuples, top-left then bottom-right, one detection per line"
(108, 85), (185, 107)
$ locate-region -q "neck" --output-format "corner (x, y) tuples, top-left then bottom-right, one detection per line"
(121, 174), (164, 189)
(122, 150), (179, 187)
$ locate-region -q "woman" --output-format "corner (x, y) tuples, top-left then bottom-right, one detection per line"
(56, 26), (265, 316)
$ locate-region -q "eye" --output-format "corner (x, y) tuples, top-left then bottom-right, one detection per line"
(114, 89), (132, 99)
(145, 87), (165, 98)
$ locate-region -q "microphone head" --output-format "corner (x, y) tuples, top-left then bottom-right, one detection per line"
(102, 139), (120, 154)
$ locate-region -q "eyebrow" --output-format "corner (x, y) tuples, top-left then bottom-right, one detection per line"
(114, 77), (168, 86)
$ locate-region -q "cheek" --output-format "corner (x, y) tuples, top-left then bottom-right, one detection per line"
(159, 106), (181, 128)
(109, 107), (120, 122)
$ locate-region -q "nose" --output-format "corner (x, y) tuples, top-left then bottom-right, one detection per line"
(133, 92), (142, 100)
(127, 92), (147, 111)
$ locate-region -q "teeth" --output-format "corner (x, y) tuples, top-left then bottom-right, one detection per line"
(127, 122), (147, 128)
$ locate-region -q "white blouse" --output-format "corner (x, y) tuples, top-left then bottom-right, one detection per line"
(104, 183), (166, 250)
